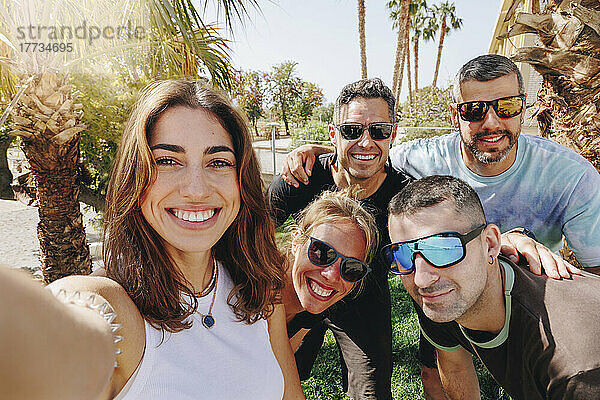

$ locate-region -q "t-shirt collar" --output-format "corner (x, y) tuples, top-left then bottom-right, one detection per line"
(458, 258), (515, 349)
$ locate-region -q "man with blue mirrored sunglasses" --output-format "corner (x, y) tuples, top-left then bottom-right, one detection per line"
(387, 175), (600, 400)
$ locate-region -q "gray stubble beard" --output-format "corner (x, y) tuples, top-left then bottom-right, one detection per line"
(460, 129), (518, 164)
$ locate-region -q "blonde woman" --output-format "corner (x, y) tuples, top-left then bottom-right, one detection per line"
(281, 187), (378, 353)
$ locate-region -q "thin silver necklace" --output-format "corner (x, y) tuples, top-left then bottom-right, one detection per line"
(196, 258), (217, 297)
(198, 258), (218, 329)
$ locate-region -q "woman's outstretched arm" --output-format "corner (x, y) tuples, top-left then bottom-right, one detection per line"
(0, 266), (115, 400)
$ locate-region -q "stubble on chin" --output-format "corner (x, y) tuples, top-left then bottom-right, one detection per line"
(460, 130), (517, 164)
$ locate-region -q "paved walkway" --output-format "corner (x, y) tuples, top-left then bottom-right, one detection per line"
(252, 136), (293, 177)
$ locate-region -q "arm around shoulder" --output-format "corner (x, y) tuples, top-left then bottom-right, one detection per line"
(562, 166), (600, 268)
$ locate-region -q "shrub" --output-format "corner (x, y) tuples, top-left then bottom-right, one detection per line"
(290, 121), (330, 150)
(396, 86), (453, 144)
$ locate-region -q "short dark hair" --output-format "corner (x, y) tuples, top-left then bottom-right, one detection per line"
(388, 175), (486, 228)
(452, 54), (525, 102)
(334, 78), (395, 124)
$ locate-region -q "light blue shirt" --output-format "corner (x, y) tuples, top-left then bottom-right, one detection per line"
(389, 132), (600, 267)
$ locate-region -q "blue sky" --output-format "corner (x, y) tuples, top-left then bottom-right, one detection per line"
(213, 0), (501, 103)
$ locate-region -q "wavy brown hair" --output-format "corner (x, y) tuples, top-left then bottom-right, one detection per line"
(103, 80), (285, 332)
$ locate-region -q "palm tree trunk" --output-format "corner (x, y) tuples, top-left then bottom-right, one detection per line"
(413, 35), (420, 92)
(406, 29), (413, 107)
(432, 17), (447, 87)
(392, 29), (404, 96)
(396, 12), (411, 108)
(392, 0), (410, 97)
(0, 139), (13, 199)
(10, 73), (91, 283)
(253, 120), (258, 137)
(280, 96), (289, 134)
(358, 0), (368, 78)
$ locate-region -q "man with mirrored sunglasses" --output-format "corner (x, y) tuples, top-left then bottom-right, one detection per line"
(386, 175), (600, 400)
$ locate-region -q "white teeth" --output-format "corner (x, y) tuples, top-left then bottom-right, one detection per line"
(480, 136), (503, 143)
(309, 279), (334, 297)
(352, 154), (376, 160)
(173, 209), (215, 222)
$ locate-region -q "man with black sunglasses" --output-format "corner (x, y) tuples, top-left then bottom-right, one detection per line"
(386, 175), (600, 400)
(268, 78), (413, 399)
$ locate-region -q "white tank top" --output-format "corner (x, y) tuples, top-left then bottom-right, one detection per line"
(114, 261), (284, 400)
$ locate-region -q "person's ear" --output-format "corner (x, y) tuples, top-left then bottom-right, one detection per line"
(450, 104), (460, 131)
(390, 123), (398, 148)
(484, 224), (502, 260)
(329, 124), (337, 146)
(291, 229), (303, 255)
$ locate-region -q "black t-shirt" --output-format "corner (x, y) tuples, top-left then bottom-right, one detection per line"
(286, 311), (325, 338)
(268, 154), (414, 337)
(418, 256), (600, 400)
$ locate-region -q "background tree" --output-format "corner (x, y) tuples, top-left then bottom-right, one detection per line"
(293, 82), (324, 125)
(431, 1), (462, 87)
(264, 61), (302, 134)
(411, 1), (437, 92)
(0, 0), (255, 283)
(396, 86), (452, 138)
(502, 0), (600, 266)
(0, 121), (13, 199)
(312, 103), (334, 124)
(405, 17), (414, 107)
(232, 71), (265, 136)
(358, 0), (368, 78)
(73, 74), (140, 211)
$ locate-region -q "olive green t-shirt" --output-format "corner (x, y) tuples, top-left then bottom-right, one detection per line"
(417, 256), (600, 400)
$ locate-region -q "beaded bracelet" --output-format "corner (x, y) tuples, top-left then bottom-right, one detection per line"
(49, 289), (123, 368)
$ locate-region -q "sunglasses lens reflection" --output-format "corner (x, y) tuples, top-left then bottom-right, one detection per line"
(496, 97), (523, 118)
(418, 236), (464, 266)
(384, 244), (414, 274)
(339, 124), (364, 140)
(459, 102), (488, 122)
(308, 238), (369, 283)
(308, 240), (337, 266)
(458, 95), (523, 122)
(339, 123), (393, 141)
(384, 236), (465, 274)
(341, 260), (367, 282)
(369, 123), (393, 140)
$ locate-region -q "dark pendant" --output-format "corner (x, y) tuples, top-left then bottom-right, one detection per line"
(202, 314), (215, 329)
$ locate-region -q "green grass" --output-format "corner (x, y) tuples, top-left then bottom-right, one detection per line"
(301, 276), (511, 399)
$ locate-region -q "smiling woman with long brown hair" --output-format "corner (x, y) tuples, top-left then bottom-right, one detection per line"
(0, 80), (304, 400)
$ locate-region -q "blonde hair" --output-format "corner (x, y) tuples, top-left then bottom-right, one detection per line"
(295, 186), (378, 266)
